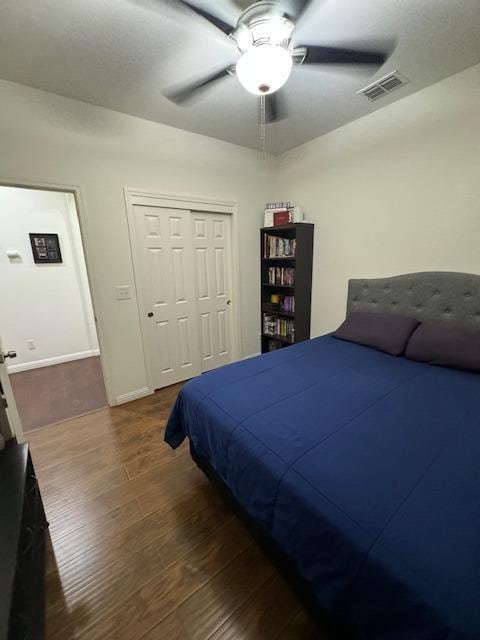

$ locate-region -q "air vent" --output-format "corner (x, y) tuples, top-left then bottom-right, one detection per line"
(357, 71), (409, 102)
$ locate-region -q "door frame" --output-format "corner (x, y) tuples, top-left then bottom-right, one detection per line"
(124, 189), (242, 393)
(0, 176), (114, 417)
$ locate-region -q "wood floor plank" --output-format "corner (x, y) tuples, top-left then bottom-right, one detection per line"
(46, 453), (196, 540)
(138, 610), (188, 640)
(273, 609), (324, 640)
(206, 573), (303, 640)
(47, 499), (233, 623)
(175, 544), (274, 640)
(33, 441), (127, 487)
(31, 429), (118, 470)
(28, 406), (133, 448)
(78, 519), (252, 640)
(124, 442), (188, 479)
(46, 500), (143, 575)
(31, 413), (164, 470)
(122, 384), (183, 417)
(42, 465), (128, 515)
(31, 384), (318, 640)
(46, 536), (166, 639)
(36, 434), (185, 494)
(136, 462), (208, 517)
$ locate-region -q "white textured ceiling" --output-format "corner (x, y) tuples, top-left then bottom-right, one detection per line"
(0, 0), (479, 154)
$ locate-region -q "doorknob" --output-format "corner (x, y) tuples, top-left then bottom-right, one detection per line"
(147, 312), (154, 318)
(0, 350), (17, 363)
(226, 300), (232, 306)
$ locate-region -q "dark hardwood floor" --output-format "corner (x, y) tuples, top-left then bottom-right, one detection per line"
(11, 356), (107, 432)
(28, 384), (324, 640)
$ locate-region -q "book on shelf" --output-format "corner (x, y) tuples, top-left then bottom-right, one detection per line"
(264, 204), (304, 227)
(282, 295), (295, 312)
(264, 295), (295, 313)
(267, 339), (282, 351)
(273, 210), (290, 226)
(265, 201), (292, 209)
(263, 314), (295, 342)
(267, 267), (295, 286)
(263, 235), (297, 258)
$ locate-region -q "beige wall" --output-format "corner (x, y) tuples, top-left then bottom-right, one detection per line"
(275, 63), (480, 337)
(1, 62), (479, 404)
(0, 79), (274, 403)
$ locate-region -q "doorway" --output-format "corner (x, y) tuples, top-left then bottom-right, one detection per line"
(0, 186), (107, 433)
(127, 192), (240, 391)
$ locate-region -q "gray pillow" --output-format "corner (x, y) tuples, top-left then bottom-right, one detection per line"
(405, 323), (480, 372)
(333, 312), (420, 356)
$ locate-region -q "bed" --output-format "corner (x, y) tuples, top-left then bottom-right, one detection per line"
(165, 272), (480, 639)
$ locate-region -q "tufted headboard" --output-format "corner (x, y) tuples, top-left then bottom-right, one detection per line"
(347, 272), (480, 330)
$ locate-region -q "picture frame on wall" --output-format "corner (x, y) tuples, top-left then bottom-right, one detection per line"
(29, 233), (63, 263)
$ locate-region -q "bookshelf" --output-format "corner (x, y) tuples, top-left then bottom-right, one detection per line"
(260, 223), (314, 354)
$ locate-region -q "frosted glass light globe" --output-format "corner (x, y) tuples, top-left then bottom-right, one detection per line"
(236, 44), (293, 95)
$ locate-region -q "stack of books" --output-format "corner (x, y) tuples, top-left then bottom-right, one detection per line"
(267, 267), (295, 286)
(282, 296), (295, 313)
(264, 202), (304, 227)
(263, 315), (295, 341)
(264, 235), (296, 258)
(267, 339), (283, 351)
(264, 294), (295, 314)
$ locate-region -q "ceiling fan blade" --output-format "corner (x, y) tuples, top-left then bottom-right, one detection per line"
(165, 66), (233, 103)
(299, 44), (388, 67)
(264, 91), (288, 124)
(175, 0), (236, 35)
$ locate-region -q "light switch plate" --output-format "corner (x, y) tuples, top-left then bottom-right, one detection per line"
(116, 285), (132, 300)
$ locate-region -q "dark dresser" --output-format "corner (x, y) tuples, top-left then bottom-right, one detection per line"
(0, 443), (47, 640)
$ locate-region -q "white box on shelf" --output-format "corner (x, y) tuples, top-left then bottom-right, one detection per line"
(289, 206), (304, 222)
(264, 209), (274, 227)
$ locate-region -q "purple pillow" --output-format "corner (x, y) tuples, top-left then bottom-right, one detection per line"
(406, 323), (480, 372)
(333, 312), (420, 356)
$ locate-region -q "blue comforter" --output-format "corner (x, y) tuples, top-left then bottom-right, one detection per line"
(166, 336), (480, 639)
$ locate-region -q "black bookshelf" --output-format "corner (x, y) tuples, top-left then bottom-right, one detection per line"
(261, 223), (314, 354)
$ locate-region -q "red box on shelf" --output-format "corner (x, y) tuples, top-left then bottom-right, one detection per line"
(273, 210), (290, 226)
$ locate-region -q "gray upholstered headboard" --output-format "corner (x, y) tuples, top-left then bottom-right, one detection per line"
(347, 272), (480, 330)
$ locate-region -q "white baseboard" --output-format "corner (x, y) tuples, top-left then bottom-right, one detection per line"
(115, 387), (153, 405)
(7, 349), (101, 374)
(242, 352), (261, 360)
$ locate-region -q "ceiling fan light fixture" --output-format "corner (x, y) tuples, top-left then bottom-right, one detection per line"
(236, 44), (293, 96)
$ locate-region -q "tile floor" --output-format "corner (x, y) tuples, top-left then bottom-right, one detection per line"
(11, 356), (107, 432)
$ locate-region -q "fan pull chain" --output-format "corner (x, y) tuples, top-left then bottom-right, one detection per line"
(260, 95), (266, 159)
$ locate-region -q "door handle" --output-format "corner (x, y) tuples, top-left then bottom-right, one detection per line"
(226, 300), (232, 306)
(0, 350), (16, 363)
(147, 312), (154, 318)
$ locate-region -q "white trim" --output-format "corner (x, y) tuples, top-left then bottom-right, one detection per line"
(124, 188), (243, 394)
(7, 349), (100, 374)
(115, 387), (152, 405)
(0, 175), (114, 407)
(127, 190), (236, 214)
(242, 352), (261, 360)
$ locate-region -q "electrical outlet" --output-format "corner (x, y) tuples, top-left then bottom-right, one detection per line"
(115, 285), (132, 300)
(26, 340), (35, 350)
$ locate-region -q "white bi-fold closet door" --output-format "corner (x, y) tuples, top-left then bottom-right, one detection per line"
(132, 204), (234, 390)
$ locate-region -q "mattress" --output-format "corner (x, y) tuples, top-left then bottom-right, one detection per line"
(165, 335), (480, 639)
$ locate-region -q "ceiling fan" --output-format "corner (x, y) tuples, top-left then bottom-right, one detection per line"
(165, 0), (392, 123)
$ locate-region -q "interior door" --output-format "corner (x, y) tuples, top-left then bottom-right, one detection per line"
(0, 339), (24, 443)
(191, 212), (234, 372)
(133, 206), (201, 389)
